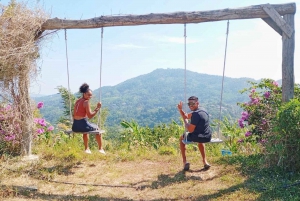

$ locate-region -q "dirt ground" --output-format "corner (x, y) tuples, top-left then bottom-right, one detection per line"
(0, 155), (247, 201)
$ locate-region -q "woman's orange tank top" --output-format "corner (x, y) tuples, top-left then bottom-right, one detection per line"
(74, 98), (87, 117)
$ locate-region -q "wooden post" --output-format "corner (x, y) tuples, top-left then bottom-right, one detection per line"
(282, 14), (295, 102)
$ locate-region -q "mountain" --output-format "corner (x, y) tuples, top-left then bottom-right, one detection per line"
(34, 68), (257, 127)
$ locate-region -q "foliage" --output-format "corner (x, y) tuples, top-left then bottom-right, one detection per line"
(119, 120), (183, 150)
(215, 117), (245, 153)
(56, 86), (77, 127)
(236, 79), (300, 172)
(266, 99), (300, 172)
(237, 79), (282, 140)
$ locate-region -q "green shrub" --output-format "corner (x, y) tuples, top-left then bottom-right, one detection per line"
(266, 99), (300, 172)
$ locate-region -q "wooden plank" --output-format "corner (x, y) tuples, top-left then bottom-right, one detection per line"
(262, 4), (294, 38)
(282, 14), (295, 102)
(262, 17), (282, 36)
(41, 3), (296, 30)
(65, 130), (105, 135)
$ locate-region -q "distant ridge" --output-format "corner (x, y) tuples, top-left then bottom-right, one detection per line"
(35, 68), (259, 127)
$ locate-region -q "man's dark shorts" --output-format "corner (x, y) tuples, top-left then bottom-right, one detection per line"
(72, 118), (98, 133)
(183, 133), (211, 143)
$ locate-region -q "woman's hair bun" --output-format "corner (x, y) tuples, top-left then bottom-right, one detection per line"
(79, 83), (89, 93)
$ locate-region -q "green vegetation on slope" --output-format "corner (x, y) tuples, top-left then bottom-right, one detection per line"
(34, 68), (256, 128)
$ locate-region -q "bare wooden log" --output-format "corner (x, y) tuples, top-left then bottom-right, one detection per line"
(42, 3), (296, 30)
(282, 14), (295, 102)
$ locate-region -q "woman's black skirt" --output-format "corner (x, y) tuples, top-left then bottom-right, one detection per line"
(72, 118), (98, 133)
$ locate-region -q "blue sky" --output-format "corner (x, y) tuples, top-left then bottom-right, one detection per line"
(1, 0), (299, 95)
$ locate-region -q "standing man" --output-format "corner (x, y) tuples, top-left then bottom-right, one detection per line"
(177, 96), (211, 171)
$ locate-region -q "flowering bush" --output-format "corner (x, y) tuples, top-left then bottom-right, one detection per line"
(34, 102), (55, 142)
(237, 79), (282, 143)
(0, 103), (22, 155)
(235, 79), (300, 171)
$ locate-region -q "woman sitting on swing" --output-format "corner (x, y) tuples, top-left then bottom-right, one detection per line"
(72, 83), (105, 154)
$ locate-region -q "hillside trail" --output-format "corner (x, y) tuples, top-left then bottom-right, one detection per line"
(1, 156), (240, 201)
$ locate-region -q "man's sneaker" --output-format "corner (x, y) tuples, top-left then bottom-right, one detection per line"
(99, 149), (106, 154)
(183, 162), (190, 171)
(85, 149), (92, 154)
(204, 164), (211, 170)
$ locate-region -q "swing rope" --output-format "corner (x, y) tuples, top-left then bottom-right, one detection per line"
(97, 27), (104, 128)
(184, 23), (187, 111)
(63, 29), (105, 135)
(216, 20), (230, 140)
(64, 29), (73, 123)
(182, 21), (230, 144)
(182, 23), (191, 144)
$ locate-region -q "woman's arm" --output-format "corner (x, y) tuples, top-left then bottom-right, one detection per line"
(84, 101), (101, 119)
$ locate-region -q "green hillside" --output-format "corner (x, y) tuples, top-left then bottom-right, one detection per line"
(34, 68), (256, 127)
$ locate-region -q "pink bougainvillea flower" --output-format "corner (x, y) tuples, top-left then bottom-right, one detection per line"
(251, 89), (256, 93)
(272, 81), (278, 87)
(237, 139), (244, 143)
(264, 91), (271, 99)
(251, 98), (259, 104)
(38, 118), (46, 127)
(262, 119), (267, 125)
(47, 126), (54, 131)
(238, 119), (244, 128)
(5, 134), (15, 141)
(245, 131), (252, 137)
(34, 118), (39, 123)
(241, 111), (249, 120)
(260, 139), (267, 144)
(37, 102), (44, 109)
(5, 105), (11, 111)
(37, 128), (44, 134)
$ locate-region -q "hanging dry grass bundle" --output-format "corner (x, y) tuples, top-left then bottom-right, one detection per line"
(0, 1), (49, 155)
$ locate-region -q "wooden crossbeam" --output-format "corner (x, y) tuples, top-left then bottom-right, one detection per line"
(41, 3), (296, 30)
(262, 4), (294, 38)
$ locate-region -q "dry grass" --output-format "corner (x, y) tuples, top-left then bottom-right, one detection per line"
(1, 146), (300, 200)
(0, 149), (262, 201)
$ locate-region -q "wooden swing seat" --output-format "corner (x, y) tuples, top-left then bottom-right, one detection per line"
(64, 130), (105, 137)
(182, 138), (223, 144)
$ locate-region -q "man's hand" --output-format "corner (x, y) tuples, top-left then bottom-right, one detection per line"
(177, 101), (183, 111)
